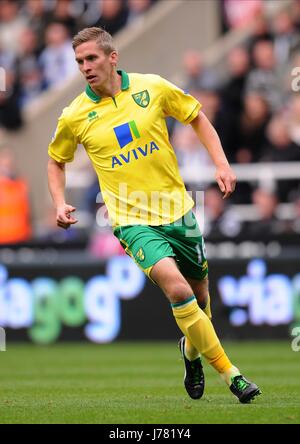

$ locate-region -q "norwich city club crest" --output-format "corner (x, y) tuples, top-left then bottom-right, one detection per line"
(136, 247), (145, 262)
(132, 90), (150, 108)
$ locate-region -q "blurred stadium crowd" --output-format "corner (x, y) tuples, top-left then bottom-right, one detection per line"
(172, 0), (300, 240)
(0, 0), (156, 125)
(0, 0), (300, 253)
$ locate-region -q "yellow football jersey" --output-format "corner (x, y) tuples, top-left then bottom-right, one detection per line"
(48, 70), (201, 226)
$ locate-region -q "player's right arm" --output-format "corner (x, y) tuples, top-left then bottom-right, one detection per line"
(48, 158), (78, 229)
(48, 109), (78, 229)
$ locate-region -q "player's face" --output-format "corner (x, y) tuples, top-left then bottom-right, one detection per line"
(75, 40), (118, 90)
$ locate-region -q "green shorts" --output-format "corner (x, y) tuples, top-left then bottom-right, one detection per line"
(113, 210), (208, 281)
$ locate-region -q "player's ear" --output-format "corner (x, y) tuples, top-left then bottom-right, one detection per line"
(110, 50), (118, 67)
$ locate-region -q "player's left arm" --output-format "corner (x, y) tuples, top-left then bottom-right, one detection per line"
(190, 111), (236, 199)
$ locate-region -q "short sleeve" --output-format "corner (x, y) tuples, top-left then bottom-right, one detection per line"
(159, 76), (202, 124)
(48, 111), (78, 163)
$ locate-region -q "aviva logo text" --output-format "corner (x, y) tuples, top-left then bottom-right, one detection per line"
(112, 141), (160, 168)
(112, 120), (160, 168)
(114, 120), (141, 149)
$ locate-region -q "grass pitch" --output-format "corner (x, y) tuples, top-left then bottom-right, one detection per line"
(0, 341), (299, 424)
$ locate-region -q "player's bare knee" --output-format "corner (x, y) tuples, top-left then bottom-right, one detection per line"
(164, 280), (193, 304)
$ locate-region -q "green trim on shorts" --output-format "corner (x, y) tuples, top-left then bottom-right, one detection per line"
(113, 210), (208, 282)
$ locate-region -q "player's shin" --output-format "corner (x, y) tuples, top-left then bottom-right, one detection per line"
(184, 293), (212, 360)
(172, 297), (235, 377)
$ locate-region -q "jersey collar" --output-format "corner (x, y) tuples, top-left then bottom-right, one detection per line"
(85, 70), (129, 103)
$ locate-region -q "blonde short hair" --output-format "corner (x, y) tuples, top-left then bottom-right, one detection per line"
(72, 27), (116, 54)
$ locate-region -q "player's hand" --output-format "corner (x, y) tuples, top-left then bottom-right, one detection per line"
(215, 165), (237, 199)
(56, 204), (78, 229)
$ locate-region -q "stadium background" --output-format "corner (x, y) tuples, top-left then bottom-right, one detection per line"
(0, 0), (299, 345)
(1, 0), (300, 425)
